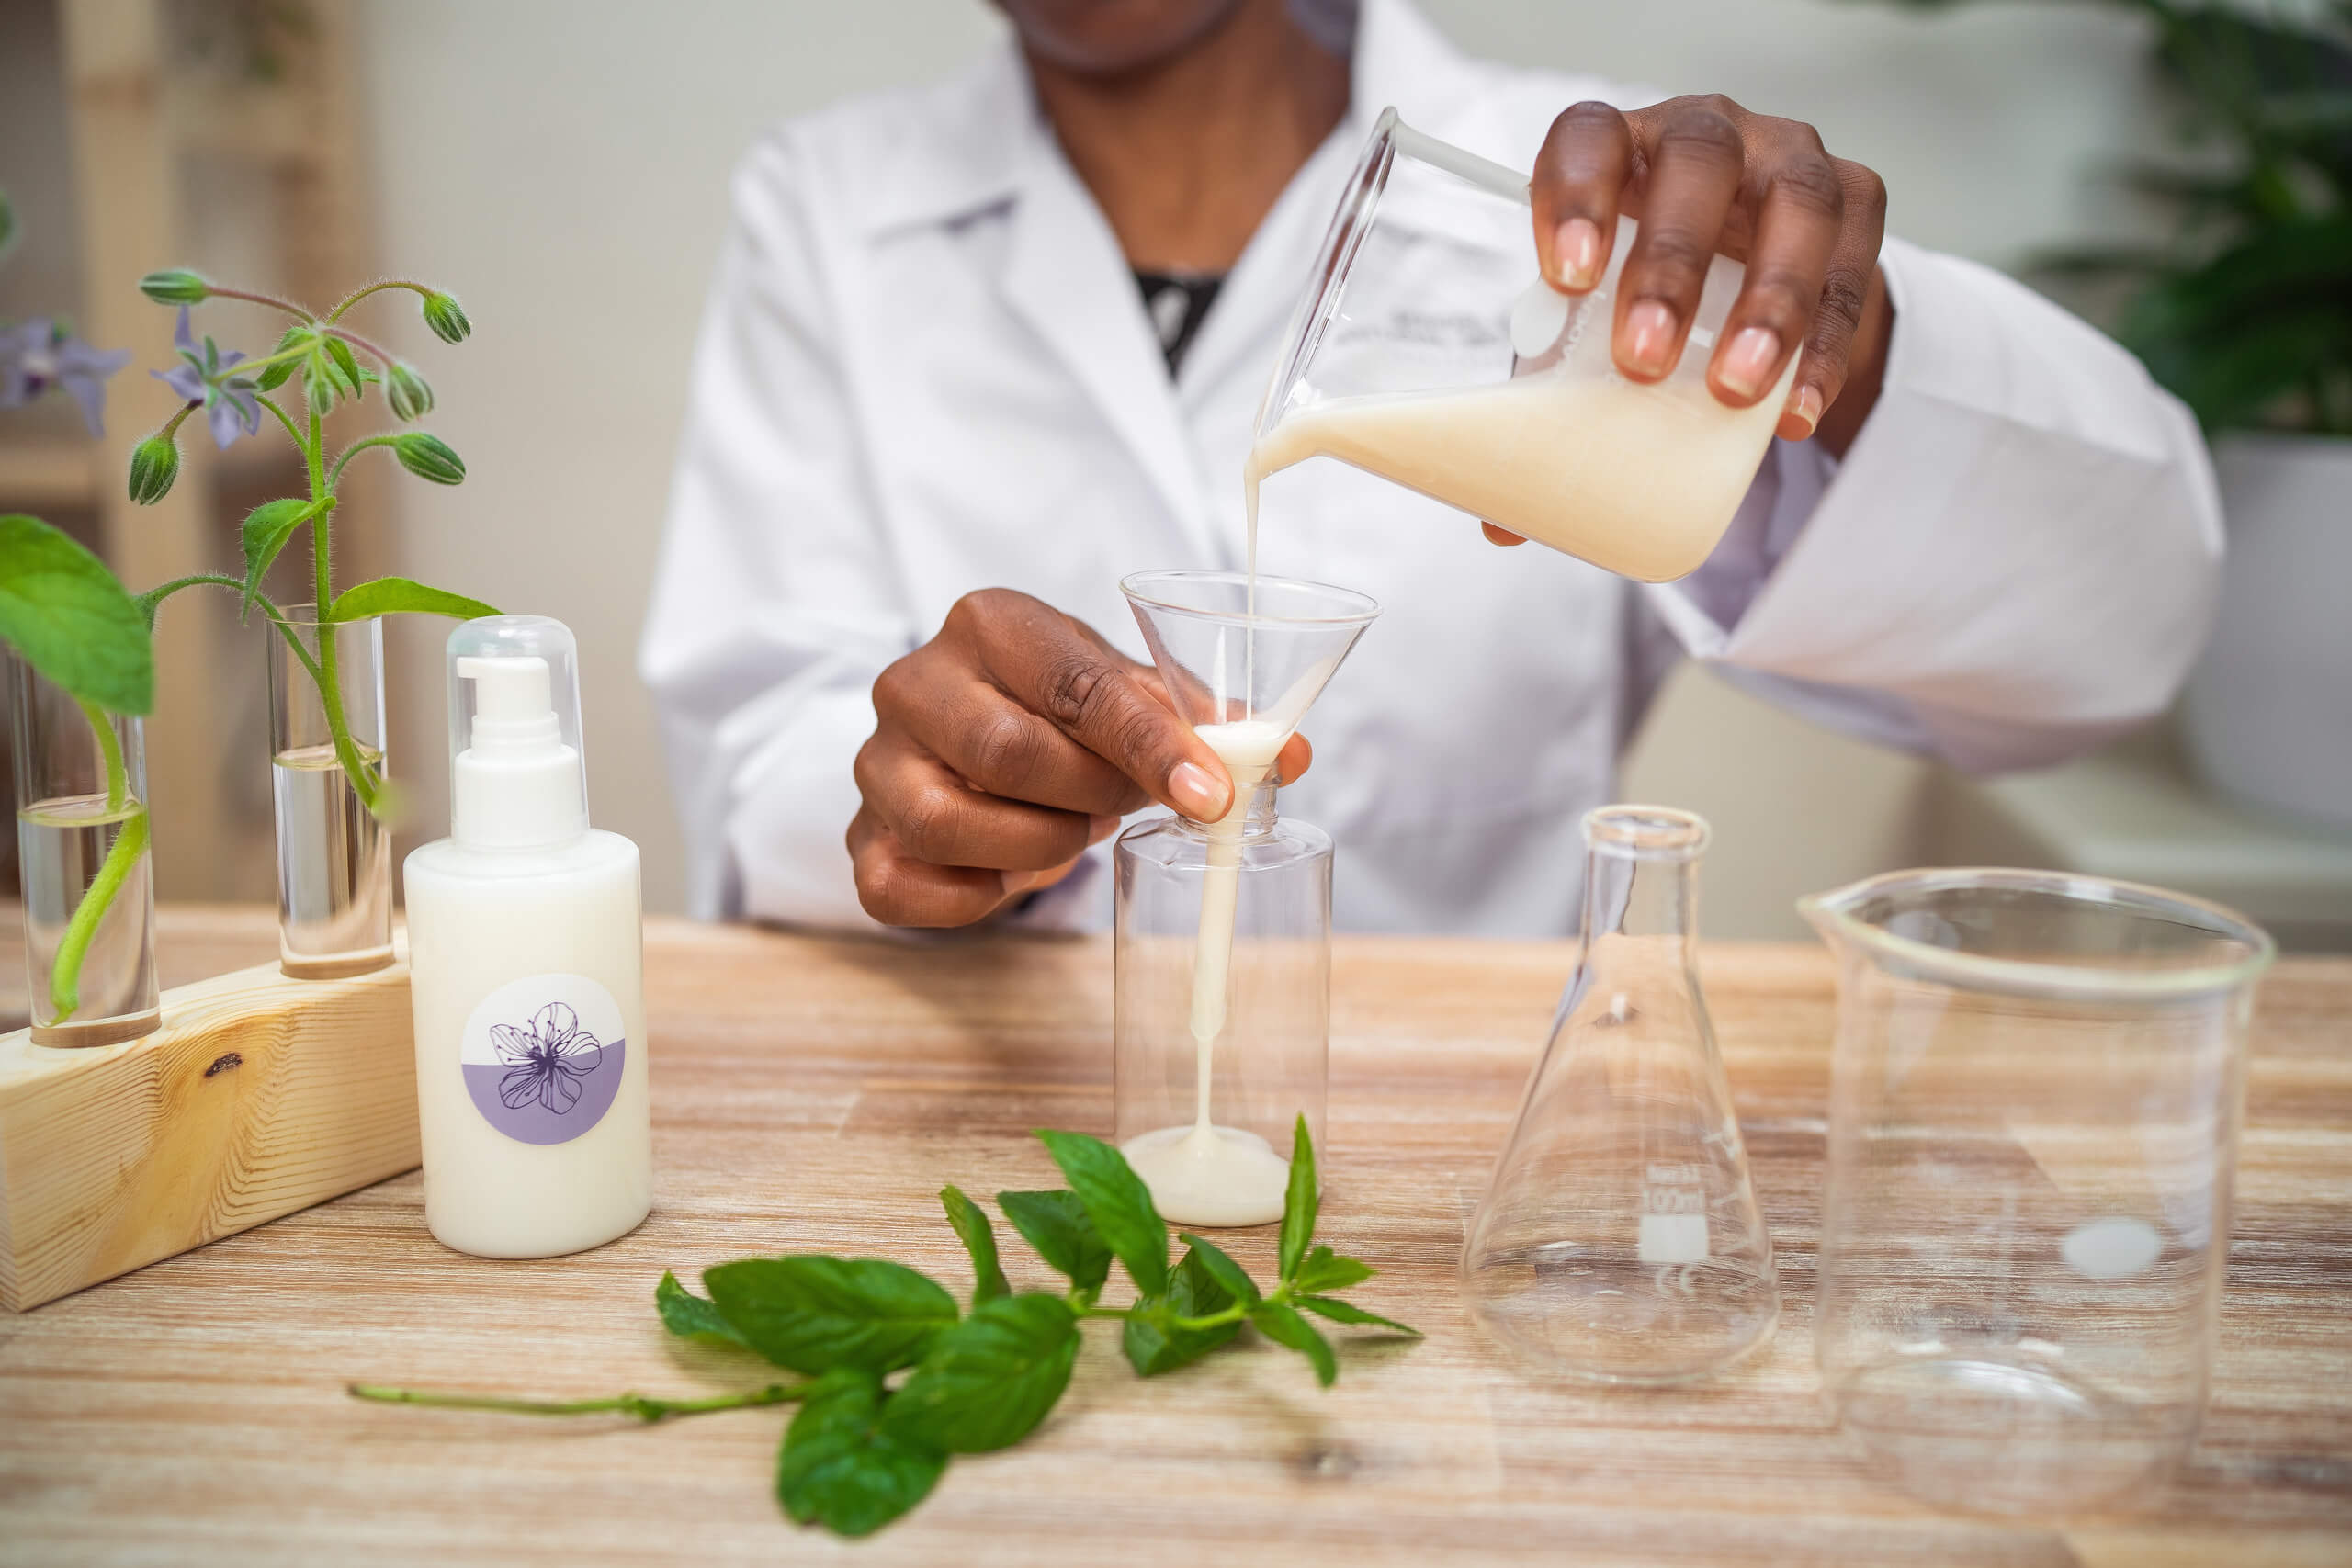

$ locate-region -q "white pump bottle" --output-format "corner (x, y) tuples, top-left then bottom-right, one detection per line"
(403, 615), (650, 1258)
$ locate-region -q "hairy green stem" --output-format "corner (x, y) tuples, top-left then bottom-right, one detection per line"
(254, 390), (306, 450)
(323, 325), (396, 368)
(325, 279), (434, 322)
(45, 705), (148, 1023)
(207, 285), (314, 322)
(346, 1382), (806, 1424)
(326, 435), (400, 491)
(143, 576), (322, 685)
(298, 404), (379, 815)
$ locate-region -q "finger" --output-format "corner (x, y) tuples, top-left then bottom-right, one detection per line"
(1274, 732), (1312, 786)
(847, 806), (1014, 928)
(1482, 522), (1528, 546)
(1781, 158), (1888, 440)
(1708, 130), (1843, 410)
(1614, 97), (1747, 382)
(1531, 101), (1634, 292)
(978, 608), (1231, 822)
(854, 728), (1107, 872)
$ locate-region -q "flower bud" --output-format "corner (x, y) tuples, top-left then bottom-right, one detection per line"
(420, 290), (471, 344)
(392, 431), (466, 485)
(139, 269), (210, 306)
(306, 354), (340, 419)
(386, 361), (435, 422)
(127, 434), (180, 504)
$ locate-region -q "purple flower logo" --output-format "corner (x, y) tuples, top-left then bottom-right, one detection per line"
(491, 1002), (602, 1114)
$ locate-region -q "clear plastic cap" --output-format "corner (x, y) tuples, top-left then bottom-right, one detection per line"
(446, 615), (590, 849)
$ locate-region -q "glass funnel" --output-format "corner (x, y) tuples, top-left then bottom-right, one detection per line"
(1248, 108), (1798, 583)
(1801, 868), (2274, 1518)
(1115, 570), (1377, 1227)
(1462, 806), (1778, 1383)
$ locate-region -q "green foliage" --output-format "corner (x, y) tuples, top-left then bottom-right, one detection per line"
(1279, 1113), (1318, 1283)
(0, 514), (154, 716)
(1037, 1129), (1169, 1296)
(322, 576), (499, 624)
(373, 1122), (1414, 1539)
(240, 497), (322, 619)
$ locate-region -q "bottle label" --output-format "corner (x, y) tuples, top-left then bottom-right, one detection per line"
(459, 973), (628, 1145)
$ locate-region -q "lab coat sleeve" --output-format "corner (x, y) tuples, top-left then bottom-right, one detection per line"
(639, 133), (905, 927)
(1639, 235), (2223, 770)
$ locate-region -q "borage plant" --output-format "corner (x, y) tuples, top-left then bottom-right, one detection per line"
(126, 266), (497, 818)
(351, 1120), (1419, 1538)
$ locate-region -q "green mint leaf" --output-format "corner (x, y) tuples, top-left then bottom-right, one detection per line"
(996, 1190), (1111, 1294)
(0, 514), (153, 715)
(939, 1186), (1008, 1307)
(776, 1368), (945, 1539)
(702, 1257), (958, 1376)
(1173, 1233), (1261, 1306)
(1292, 1245), (1374, 1296)
(323, 576), (499, 623)
(882, 1293), (1080, 1454)
(1250, 1301), (1337, 1388)
(239, 497), (315, 620)
(1035, 1129), (1168, 1298)
(322, 334), (364, 399)
(1121, 1248), (1240, 1377)
(1296, 1296), (1420, 1337)
(654, 1269), (750, 1348)
(1278, 1114), (1317, 1283)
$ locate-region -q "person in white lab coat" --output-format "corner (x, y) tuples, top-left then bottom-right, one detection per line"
(640, 0), (2220, 937)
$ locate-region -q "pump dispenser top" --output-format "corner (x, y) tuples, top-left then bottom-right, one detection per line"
(447, 616), (590, 849)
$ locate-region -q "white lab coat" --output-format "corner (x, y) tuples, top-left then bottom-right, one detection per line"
(640, 0), (2221, 937)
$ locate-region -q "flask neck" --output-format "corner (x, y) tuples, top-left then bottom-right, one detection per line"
(1175, 777), (1280, 842)
(1577, 807), (1707, 958)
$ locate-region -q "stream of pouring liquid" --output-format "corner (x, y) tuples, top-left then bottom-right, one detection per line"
(1120, 718), (1294, 1228)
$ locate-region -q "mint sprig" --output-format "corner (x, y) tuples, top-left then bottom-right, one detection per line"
(352, 1119), (1417, 1537)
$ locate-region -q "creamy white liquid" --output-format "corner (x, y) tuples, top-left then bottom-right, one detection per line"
(1122, 717), (1293, 1228)
(1244, 363), (1791, 584)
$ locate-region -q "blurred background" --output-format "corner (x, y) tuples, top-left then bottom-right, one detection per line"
(4, 0), (2346, 947)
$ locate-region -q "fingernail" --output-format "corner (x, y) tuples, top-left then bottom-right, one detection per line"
(1169, 761), (1227, 821)
(1623, 300), (1677, 378)
(1716, 326), (1781, 400)
(1554, 217), (1602, 289)
(1785, 383), (1824, 439)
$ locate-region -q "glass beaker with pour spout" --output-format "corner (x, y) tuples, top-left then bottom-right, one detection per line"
(1249, 108), (1798, 583)
(1801, 869), (2273, 1517)
(1461, 806), (1779, 1382)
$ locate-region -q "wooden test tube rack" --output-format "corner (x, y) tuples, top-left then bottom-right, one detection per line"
(0, 954), (420, 1312)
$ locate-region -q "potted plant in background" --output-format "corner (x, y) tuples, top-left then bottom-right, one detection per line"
(125, 265), (497, 976)
(0, 186), (161, 1048)
(1881, 0), (2352, 827)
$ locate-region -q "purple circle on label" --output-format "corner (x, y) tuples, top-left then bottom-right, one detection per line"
(462, 1039), (627, 1145)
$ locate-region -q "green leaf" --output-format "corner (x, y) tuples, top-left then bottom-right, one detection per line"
(1250, 1301), (1336, 1388)
(1296, 1296), (1420, 1337)
(0, 514), (153, 715)
(258, 325), (310, 391)
(1292, 1245), (1374, 1296)
(323, 334), (364, 399)
(239, 497), (316, 619)
(776, 1368), (945, 1539)
(1122, 1248), (1241, 1377)
(702, 1257), (958, 1376)
(1278, 1114), (1317, 1283)
(322, 576), (499, 623)
(654, 1269), (749, 1348)
(1173, 1233), (1261, 1306)
(1036, 1129), (1168, 1298)
(996, 1190), (1112, 1294)
(882, 1293), (1080, 1454)
(939, 1186), (1008, 1307)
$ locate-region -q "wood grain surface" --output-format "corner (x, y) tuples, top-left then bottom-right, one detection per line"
(1, 905), (2346, 1567)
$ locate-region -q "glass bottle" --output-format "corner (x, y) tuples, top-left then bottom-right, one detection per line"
(1462, 805), (1777, 1382)
(1113, 779), (1331, 1230)
(266, 609), (392, 978)
(9, 650), (160, 1047)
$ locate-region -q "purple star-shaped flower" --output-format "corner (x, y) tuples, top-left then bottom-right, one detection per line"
(151, 306), (261, 448)
(0, 316), (131, 436)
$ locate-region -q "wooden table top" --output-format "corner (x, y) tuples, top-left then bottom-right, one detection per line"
(3, 906), (2348, 1567)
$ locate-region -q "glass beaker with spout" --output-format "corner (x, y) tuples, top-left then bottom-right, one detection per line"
(1461, 806), (1779, 1382)
(1800, 869), (2274, 1517)
(1247, 108), (1799, 584)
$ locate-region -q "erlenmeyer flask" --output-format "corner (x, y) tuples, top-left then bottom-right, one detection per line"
(1462, 805), (1778, 1383)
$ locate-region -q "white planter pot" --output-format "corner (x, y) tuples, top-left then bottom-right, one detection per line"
(2180, 433), (2352, 830)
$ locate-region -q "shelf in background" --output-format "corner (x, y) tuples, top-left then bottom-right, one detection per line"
(1934, 730), (2352, 953)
